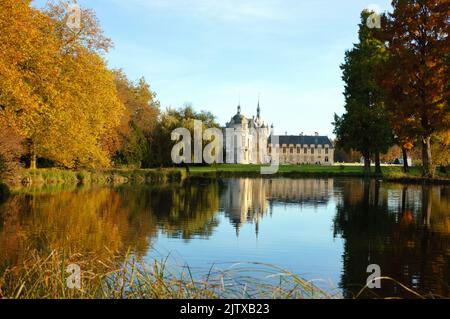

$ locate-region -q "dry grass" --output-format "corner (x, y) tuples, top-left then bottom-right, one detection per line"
(0, 250), (441, 299)
(0, 250), (338, 299)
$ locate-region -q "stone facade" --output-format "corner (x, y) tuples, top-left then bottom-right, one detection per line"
(223, 103), (270, 164)
(268, 134), (335, 165)
(223, 103), (334, 165)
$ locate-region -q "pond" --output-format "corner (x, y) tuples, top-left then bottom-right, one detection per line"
(0, 178), (449, 298)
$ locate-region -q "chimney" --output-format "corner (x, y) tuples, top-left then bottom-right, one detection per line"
(315, 132), (319, 136)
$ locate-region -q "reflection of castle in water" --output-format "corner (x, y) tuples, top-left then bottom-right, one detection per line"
(219, 178), (334, 235)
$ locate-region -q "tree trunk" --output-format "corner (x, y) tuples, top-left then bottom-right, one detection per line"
(401, 146), (409, 173)
(29, 140), (37, 170)
(421, 136), (433, 178)
(375, 152), (382, 176)
(363, 154), (371, 177)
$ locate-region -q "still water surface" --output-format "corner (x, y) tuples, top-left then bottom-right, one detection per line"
(0, 178), (449, 298)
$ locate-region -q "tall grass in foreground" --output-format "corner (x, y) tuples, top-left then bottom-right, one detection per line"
(0, 250), (338, 299)
(0, 250), (438, 299)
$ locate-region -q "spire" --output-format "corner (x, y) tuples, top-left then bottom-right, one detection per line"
(237, 94), (242, 114)
(257, 95), (261, 119)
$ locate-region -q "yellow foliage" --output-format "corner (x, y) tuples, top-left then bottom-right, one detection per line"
(0, 0), (124, 168)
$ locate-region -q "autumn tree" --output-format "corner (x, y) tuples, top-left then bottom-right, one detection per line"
(41, 1), (124, 168)
(334, 11), (394, 176)
(112, 70), (160, 168)
(0, 0), (63, 169)
(44, 0), (113, 55)
(377, 0), (450, 177)
(0, 0), (124, 169)
(46, 49), (123, 168)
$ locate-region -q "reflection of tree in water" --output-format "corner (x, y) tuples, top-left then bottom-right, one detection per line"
(0, 195), (27, 271)
(0, 188), (152, 272)
(1, 178), (449, 297)
(141, 179), (220, 240)
(0, 180), (221, 272)
(333, 180), (450, 298)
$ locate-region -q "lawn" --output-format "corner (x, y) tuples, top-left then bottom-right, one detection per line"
(187, 164), (448, 181)
(4, 165), (447, 192)
(189, 164), (406, 175)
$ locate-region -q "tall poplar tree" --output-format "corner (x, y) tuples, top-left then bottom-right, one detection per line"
(334, 11), (394, 176)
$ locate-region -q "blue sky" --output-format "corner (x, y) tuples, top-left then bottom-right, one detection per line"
(33, 0), (392, 137)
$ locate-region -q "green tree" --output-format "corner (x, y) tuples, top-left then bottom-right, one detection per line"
(112, 70), (160, 168)
(334, 11), (394, 176)
(150, 105), (219, 167)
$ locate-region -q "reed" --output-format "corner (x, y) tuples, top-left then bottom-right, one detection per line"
(0, 250), (440, 299)
(0, 250), (338, 299)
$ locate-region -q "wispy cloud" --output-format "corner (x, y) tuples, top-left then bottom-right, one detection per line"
(117, 0), (287, 22)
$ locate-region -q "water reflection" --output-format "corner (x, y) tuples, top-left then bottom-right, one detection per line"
(0, 178), (448, 298)
(0, 180), (221, 271)
(220, 178), (334, 235)
(333, 180), (450, 298)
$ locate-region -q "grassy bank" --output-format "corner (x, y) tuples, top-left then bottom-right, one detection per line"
(16, 168), (187, 188)
(0, 250), (338, 299)
(188, 164), (450, 184)
(4, 164), (449, 190)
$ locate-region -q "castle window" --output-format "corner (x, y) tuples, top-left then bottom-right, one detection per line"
(283, 148), (286, 154)
(311, 148), (315, 155)
(268, 147), (272, 154)
(325, 148), (329, 154)
(297, 147), (301, 154)
(304, 148), (308, 154)
(325, 157), (329, 162)
(290, 148), (294, 154)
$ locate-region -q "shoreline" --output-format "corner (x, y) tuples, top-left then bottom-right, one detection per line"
(187, 170), (450, 185)
(1, 165), (449, 194)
